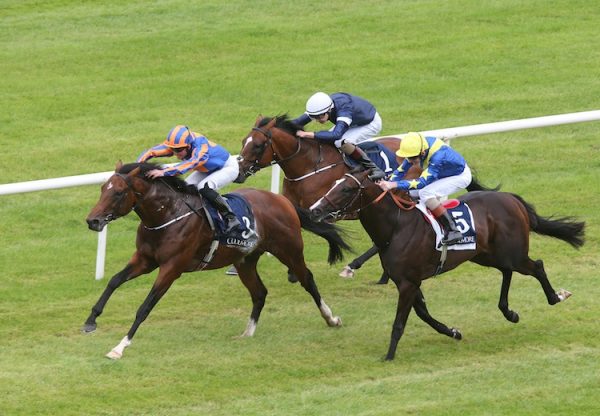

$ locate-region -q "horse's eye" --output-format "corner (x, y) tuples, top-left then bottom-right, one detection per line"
(342, 187), (354, 195)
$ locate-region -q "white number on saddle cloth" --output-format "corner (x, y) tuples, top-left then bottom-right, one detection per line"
(379, 150), (393, 173)
(451, 210), (471, 234)
(241, 216), (256, 239)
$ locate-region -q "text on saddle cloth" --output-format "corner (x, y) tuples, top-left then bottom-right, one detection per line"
(416, 201), (477, 251)
(204, 193), (259, 252)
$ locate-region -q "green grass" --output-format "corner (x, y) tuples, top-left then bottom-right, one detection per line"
(1, 0), (599, 415)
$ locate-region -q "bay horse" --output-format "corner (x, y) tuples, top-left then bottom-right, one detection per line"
(84, 162), (351, 359)
(234, 114), (402, 281)
(309, 170), (585, 360)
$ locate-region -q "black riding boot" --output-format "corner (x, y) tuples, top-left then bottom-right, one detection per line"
(437, 209), (463, 245)
(199, 185), (241, 233)
(348, 147), (385, 180)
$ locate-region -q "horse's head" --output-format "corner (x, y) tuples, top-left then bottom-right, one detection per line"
(235, 114), (302, 183)
(86, 162), (148, 231)
(235, 116), (277, 183)
(309, 170), (377, 222)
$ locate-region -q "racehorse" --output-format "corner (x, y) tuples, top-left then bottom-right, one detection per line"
(234, 114), (402, 281)
(84, 162), (351, 359)
(309, 170), (585, 360)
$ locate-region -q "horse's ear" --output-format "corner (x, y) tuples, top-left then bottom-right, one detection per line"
(128, 167), (141, 177)
(115, 160), (123, 171)
(255, 115), (263, 126)
(265, 117), (277, 129)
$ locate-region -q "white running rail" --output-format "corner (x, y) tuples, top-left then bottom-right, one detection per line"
(2, 110), (599, 279)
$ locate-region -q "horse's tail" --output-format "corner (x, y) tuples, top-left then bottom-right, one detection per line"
(294, 206), (352, 264)
(511, 193), (585, 249)
(467, 172), (501, 192)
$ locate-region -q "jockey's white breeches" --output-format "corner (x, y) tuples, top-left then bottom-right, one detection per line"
(334, 112), (382, 147)
(413, 165), (472, 205)
(185, 155), (239, 190)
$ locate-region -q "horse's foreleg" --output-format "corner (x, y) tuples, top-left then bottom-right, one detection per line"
(236, 256), (268, 337)
(106, 271), (177, 360)
(412, 288), (462, 340)
(498, 269), (519, 323)
(83, 254), (157, 333)
(386, 279), (418, 361)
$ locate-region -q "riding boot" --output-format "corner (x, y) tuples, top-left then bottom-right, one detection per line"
(342, 144), (385, 180)
(435, 208), (463, 245)
(199, 185), (241, 233)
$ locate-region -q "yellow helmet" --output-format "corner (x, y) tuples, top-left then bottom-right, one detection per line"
(397, 132), (427, 158)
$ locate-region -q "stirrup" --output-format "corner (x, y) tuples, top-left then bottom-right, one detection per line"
(223, 215), (241, 233)
(368, 168), (385, 181)
(441, 231), (462, 245)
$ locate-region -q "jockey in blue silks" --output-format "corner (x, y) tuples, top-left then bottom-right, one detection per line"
(293, 92), (385, 180)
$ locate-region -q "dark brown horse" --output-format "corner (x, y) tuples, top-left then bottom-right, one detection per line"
(309, 170), (585, 360)
(234, 114), (402, 280)
(84, 162), (350, 359)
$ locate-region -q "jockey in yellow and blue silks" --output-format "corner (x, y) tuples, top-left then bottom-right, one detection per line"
(137, 125), (241, 232)
(377, 132), (472, 245)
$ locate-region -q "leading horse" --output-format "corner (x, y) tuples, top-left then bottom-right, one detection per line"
(309, 170), (585, 360)
(84, 162), (351, 359)
(234, 114), (402, 281)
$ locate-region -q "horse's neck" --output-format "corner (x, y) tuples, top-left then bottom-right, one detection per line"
(358, 187), (422, 249)
(274, 131), (341, 176)
(134, 182), (196, 227)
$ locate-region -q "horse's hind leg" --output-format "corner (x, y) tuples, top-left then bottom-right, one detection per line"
(83, 252), (157, 333)
(517, 258), (571, 305)
(498, 269), (519, 323)
(235, 253), (268, 337)
(412, 288), (462, 340)
(276, 251), (341, 327)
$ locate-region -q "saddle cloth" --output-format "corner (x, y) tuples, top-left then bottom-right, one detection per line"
(416, 200), (477, 251)
(204, 193), (259, 252)
(343, 141), (400, 175)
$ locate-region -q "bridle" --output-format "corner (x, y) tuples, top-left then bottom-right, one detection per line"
(238, 125), (303, 176)
(318, 173), (416, 221)
(318, 173), (368, 221)
(109, 172), (200, 231)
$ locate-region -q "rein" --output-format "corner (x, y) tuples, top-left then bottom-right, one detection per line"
(245, 125), (340, 182)
(374, 190), (416, 210)
(116, 173), (204, 231)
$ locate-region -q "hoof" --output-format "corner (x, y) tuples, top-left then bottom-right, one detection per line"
(82, 323), (97, 333)
(105, 350), (122, 360)
(451, 328), (462, 340)
(339, 266), (355, 279)
(329, 316), (342, 327)
(557, 288), (572, 302)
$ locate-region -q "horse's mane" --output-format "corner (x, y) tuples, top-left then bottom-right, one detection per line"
(118, 162), (198, 195)
(258, 114), (303, 136)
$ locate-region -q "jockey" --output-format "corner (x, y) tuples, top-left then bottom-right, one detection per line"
(293, 92), (385, 180)
(137, 125), (241, 233)
(377, 132), (472, 245)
